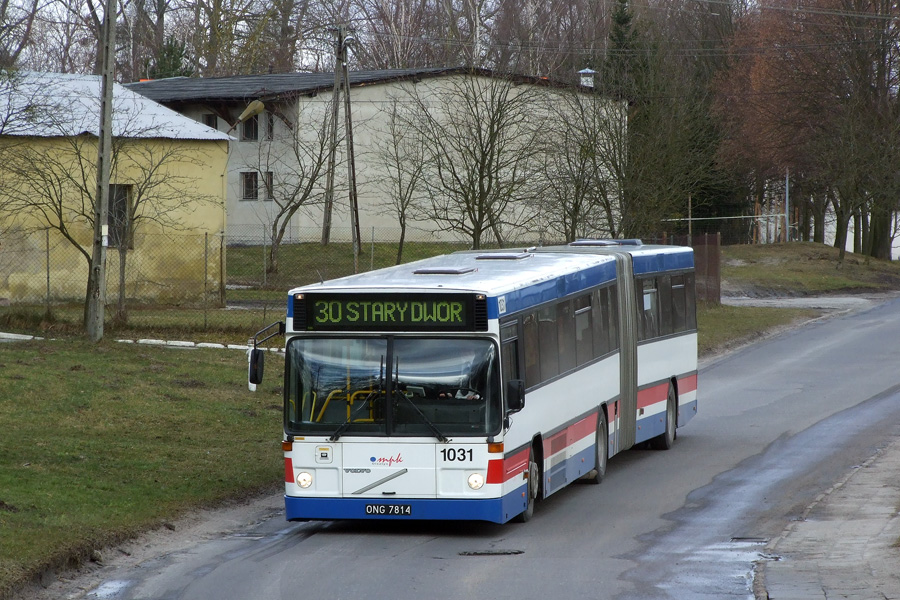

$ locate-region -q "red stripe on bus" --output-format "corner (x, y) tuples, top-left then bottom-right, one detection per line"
(284, 457), (294, 483)
(542, 413), (598, 457)
(678, 373), (698, 394)
(637, 382), (668, 409)
(487, 447), (530, 484)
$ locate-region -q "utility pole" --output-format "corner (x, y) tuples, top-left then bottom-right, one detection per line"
(320, 24), (362, 273)
(87, 0), (116, 342)
(341, 31), (361, 272)
(321, 25), (345, 246)
(785, 167), (791, 242)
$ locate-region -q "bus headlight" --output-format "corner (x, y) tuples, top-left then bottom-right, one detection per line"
(297, 472), (313, 488)
(467, 473), (485, 490)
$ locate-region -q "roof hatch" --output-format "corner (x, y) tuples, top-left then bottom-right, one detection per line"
(569, 239), (643, 247)
(475, 252), (533, 260)
(412, 266), (478, 275)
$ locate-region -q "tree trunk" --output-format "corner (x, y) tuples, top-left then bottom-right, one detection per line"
(833, 207), (850, 261)
(869, 206), (893, 260)
(396, 220), (406, 265)
(813, 194), (827, 244)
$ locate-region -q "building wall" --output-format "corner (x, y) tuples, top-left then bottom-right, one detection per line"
(177, 75), (613, 246)
(0, 135), (229, 303)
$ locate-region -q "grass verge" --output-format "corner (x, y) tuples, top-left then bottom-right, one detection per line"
(0, 341), (285, 599)
(696, 303), (821, 357)
(722, 242), (900, 295)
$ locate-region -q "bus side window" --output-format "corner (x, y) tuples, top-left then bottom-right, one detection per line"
(500, 321), (520, 383)
(659, 274), (674, 336)
(671, 274), (687, 333)
(638, 277), (659, 340)
(523, 312), (541, 389)
(685, 272), (698, 330)
(574, 294), (593, 366)
(591, 288), (606, 358)
(538, 304), (559, 381)
(557, 299), (576, 374)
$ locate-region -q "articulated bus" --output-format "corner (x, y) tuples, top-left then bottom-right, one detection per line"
(248, 240), (698, 524)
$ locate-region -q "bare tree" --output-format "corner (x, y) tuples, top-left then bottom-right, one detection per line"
(0, 0), (40, 67)
(398, 71), (545, 248)
(106, 136), (220, 321)
(487, 0), (609, 80)
(351, 0), (443, 68)
(716, 0), (900, 258)
(249, 101), (336, 274)
(538, 88), (628, 241)
(367, 95), (428, 263)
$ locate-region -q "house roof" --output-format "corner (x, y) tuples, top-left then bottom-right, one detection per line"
(125, 67), (565, 105)
(1, 72), (231, 140)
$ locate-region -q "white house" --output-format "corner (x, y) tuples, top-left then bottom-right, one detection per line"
(128, 68), (622, 246)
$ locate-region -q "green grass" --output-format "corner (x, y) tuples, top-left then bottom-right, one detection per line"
(697, 303), (820, 356)
(0, 341), (285, 598)
(722, 241), (900, 295)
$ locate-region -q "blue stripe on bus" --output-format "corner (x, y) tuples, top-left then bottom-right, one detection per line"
(631, 250), (694, 275)
(494, 261), (618, 317)
(285, 486), (529, 524)
(286, 295), (293, 318)
(632, 397), (698, 445)
(544, 444), (597, 497)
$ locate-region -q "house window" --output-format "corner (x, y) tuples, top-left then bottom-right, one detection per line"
(108, 184), (132, 248)
(202, 113), (217, 129)
(241, 115), (258, 141)
(241, 172), (259, 200)
(263, 171), (274, 200)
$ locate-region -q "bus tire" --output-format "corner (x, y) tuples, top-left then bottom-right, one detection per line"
(651, 383), (677, 450)
(514, 447), (541, 522)
(585, 410), (608, 484)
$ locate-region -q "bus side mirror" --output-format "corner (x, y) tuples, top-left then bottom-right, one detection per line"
(506, 379), (525, 414)
(248, 348), (265, 386)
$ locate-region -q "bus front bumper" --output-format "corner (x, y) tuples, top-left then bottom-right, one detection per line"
(285, 485), (527, 524)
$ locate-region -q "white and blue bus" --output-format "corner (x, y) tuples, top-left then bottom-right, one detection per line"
(248, 240), (698, 524)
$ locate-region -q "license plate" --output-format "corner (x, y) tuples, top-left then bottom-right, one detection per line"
(365, 503), (412, 516)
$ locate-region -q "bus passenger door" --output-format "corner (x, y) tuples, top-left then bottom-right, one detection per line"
(614, 253), (638, 452)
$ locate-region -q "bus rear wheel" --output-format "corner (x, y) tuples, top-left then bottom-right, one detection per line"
(651, 383), (677, 450)
(585, 411), (608, 484)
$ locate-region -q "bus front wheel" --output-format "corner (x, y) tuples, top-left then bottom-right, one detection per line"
(514, 448), (540, 522)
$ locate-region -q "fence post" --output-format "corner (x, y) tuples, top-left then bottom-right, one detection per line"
(219, 232), (226, 307)
(45, 229), (50, 316)
(204, 232), (208, 330)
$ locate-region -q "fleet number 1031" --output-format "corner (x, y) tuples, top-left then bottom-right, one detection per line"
(440, 448), (474, 462)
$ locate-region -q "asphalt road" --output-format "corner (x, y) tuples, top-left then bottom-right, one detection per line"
(40, 296), (900, 600)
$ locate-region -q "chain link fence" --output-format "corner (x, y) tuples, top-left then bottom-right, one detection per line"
(1, 225), (721, 335)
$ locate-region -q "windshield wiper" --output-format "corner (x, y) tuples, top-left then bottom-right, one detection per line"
(394, 358), (449, 443)
(329, 357), (384, 442)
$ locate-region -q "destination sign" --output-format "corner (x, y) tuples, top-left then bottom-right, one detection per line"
(300, 293), (475, 331)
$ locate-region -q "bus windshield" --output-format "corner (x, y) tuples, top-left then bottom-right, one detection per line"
(285, 337), (502, 437)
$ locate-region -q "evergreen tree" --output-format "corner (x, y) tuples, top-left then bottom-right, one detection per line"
(148, 37), (193, 79)
(602, 0), (639, 101)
